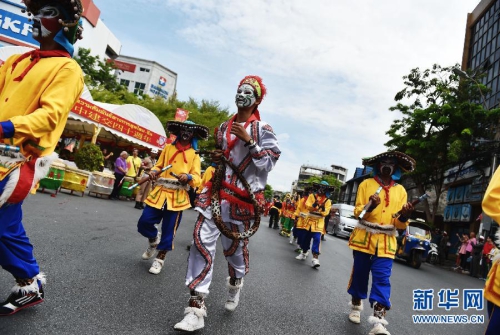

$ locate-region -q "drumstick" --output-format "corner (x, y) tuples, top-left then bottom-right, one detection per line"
(127, 164), (172, 190)
(0, 144), (20, 153)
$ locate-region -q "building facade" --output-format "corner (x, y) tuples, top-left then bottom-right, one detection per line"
(112, 55), (178, 100)
(0, 0), (121, 60)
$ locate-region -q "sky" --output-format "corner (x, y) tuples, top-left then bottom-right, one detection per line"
(94, 0), (480, 192)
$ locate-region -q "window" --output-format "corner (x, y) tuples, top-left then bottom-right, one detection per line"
(139, 67), (150, 73)
(134, 82), (146, 95)
(120, 79), (130, 88)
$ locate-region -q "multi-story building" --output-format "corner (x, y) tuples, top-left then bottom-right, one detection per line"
(0, 0), (121, 60)
(112, 55), (178, 100)
(294, 163), (347, 200)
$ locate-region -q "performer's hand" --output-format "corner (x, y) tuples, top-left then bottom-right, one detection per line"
(149, 171), (159, 181)
(178, 173), (189, 185)
(369, 194), (381, 207)
(319, 205), (325, 211)
(210, 149), (224, 163)
(312, 202), (318, 208)
(401, 202), (414, 217)
(230, 123), (251, 142)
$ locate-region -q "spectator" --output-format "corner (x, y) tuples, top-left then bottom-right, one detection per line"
(438, 231), (449, 265)
(471, 235), (484, 278)
(481, 236), (496, 280)
(268, 196), (282, 229)
(100, 148), (113, 171)
(109, 151), (128, 200)
(466, 232), (477, 273)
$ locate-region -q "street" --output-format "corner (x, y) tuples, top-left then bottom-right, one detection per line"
(0, 191), (488, 335)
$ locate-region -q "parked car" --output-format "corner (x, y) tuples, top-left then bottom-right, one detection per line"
(327, 204), (357, 239)
(395, 218), (431, 269)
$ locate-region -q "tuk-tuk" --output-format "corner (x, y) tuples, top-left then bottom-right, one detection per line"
(395, 218), (431, 269)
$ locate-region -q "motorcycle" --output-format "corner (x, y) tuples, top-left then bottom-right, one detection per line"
(427, 243), (439, 265)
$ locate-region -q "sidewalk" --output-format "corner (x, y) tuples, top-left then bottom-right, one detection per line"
(433, 257), (488, 281)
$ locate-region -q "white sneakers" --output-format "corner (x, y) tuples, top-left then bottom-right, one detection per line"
(348, 301), (363, 324)
(225, 277), (244, 312)
(142, 233), (161, 260)
(295, 251), (309, 260)
(173, 306), (207, 332)
(312, 258), (320, 268)
(149, 258), (164, 275)
(368, 319), (390, 335)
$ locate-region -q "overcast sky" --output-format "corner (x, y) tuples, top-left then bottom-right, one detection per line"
(95, 0), (480, 192)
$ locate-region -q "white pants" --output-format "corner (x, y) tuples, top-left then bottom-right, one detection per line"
(185, 212), (249, 295)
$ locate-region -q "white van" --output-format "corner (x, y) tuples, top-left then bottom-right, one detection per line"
(327, 204), (357, 239)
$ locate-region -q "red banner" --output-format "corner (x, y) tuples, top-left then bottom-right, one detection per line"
(72, 98), (167, 148)
(167, 108), (190, 144)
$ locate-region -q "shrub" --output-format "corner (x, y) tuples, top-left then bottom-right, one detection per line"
(74, 144), (104, 172)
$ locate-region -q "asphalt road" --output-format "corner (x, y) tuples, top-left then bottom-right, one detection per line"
(0, 191), (489, 335)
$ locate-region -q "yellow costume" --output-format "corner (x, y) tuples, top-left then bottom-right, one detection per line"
(295, 195), (311, 229)
(144, 143), (201, 211)
(197, 165), (215, 194)
(348, 178), (409, 258)
(126, 155), (142, 178)
(304, 193), (332, 233)
(482, 167), (500, 307)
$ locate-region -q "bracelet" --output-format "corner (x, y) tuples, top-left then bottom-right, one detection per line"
(244, 139), (255, 147)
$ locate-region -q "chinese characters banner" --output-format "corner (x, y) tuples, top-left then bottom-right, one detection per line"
(167, 108), (190, 144)
(72, 98), (167, 149)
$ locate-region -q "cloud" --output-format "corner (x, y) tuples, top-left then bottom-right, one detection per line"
(97, 0), (476, 192)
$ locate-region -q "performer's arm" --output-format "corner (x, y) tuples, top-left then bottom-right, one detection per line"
(5, 64), (83, 139)
(186, 153), (202, 189)
(247, 124), (280, 172)
(354, 180), (368, 218)
(483, 167), (500, 224)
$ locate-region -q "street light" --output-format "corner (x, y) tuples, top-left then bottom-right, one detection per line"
(452, 67), (487, 108)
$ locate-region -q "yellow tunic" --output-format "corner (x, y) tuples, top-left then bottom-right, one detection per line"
(348, 178), (408, 258)
(197, 165), (215, 194)
(126, 156), (142, 178)
(294, 196), (310, 229)
(144, 143), (201, 211)
(482, 167), (500, 306)
(0, 54), (84, 157)
(304, 193), (332, 233)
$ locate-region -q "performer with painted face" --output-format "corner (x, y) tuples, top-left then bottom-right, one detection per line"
(137, 120), (206, 275)
(295, 181), (333, 268)
(347, 151), (415, 335)
(174, 75), (280, 332)
(0, 0), (84, 315)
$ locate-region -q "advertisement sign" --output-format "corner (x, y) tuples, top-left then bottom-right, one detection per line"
(159, 76), (167, 86)
(452, 204), (462, 222)
(72, 98), (167, 148)
(454, 185), (465, 203)
(444, 205), (452, 222)
(166, 108), (190, 144)
(446, 188), (456, 204)
(463, 184), (472, 202)
(0, 8), (38, 47)
(460, 204), (471, 222)
(108, 59), (136, 73)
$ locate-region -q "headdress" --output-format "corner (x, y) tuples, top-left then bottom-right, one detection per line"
(362, 151), (416, 173)
(238, 75), (267, 121)
(22, 0), (84, 55)
(151, 148), (159, 154)
(166, 120), (209, 150)
(312, 180), (336, 192)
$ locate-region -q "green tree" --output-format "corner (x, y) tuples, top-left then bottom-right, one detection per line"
(303, 175), (341, 202)
(385, 64), (500, 223)
(264, 184), (274, 200)
(74, 48), (123, 92)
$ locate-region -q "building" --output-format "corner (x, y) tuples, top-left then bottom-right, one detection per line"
(112, 55), (178, 100)
(0, 0), (121, 60)
(294, 163), (348, 200)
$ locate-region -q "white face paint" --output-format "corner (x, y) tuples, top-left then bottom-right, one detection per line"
(379, 158), (397, 176)
(32, 6), (62, 38)
(235, 84), (257, 108)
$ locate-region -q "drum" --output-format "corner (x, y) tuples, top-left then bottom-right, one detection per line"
(39, 161), (66, 191)
(119, 176), (135, 197)
(60, 166), (91, 196)
(89, 171), (115, 196)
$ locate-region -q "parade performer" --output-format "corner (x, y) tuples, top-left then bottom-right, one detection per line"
(0, 0), (84, 316)
(134, 149), (158, 209)
(295, 182), (333, 268)
(137, 120), (207, 275)
(293, 188), (312, 252)
(280, 194), (296, 237)
(268, 196), (282, 229)
(347, 151), (415, 335)
(174, 75), (280, 332)
(197, 162), (216, 195)
(481, 166), (500, 335)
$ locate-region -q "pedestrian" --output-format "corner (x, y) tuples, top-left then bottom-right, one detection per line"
(347, 151), (416, 335)
(471, 235), (484, 278)
(0, 0), (84, 316)
(481, 236), (496, 280)
(137, 120), (207, 275)
(109, 151), (128, 200)
(268, 196), (282, 229)
(100, 148), (113, 171)
(295, 181), (333, 268)
(174, 75), (280, 332)
(134, 149), (158, 209)
(466, 232), (477, 273)
(322, 207), (332, 241)
(481, 166), (500, 335)
(438, 231), (449, 265)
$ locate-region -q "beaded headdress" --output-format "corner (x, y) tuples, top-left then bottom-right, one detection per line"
(22, 0), (84, 46)
(239, 75), (267, 101)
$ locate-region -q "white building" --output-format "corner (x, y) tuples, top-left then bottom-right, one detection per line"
(0, 0), (121, 60)
(113, 54), (178, 100)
